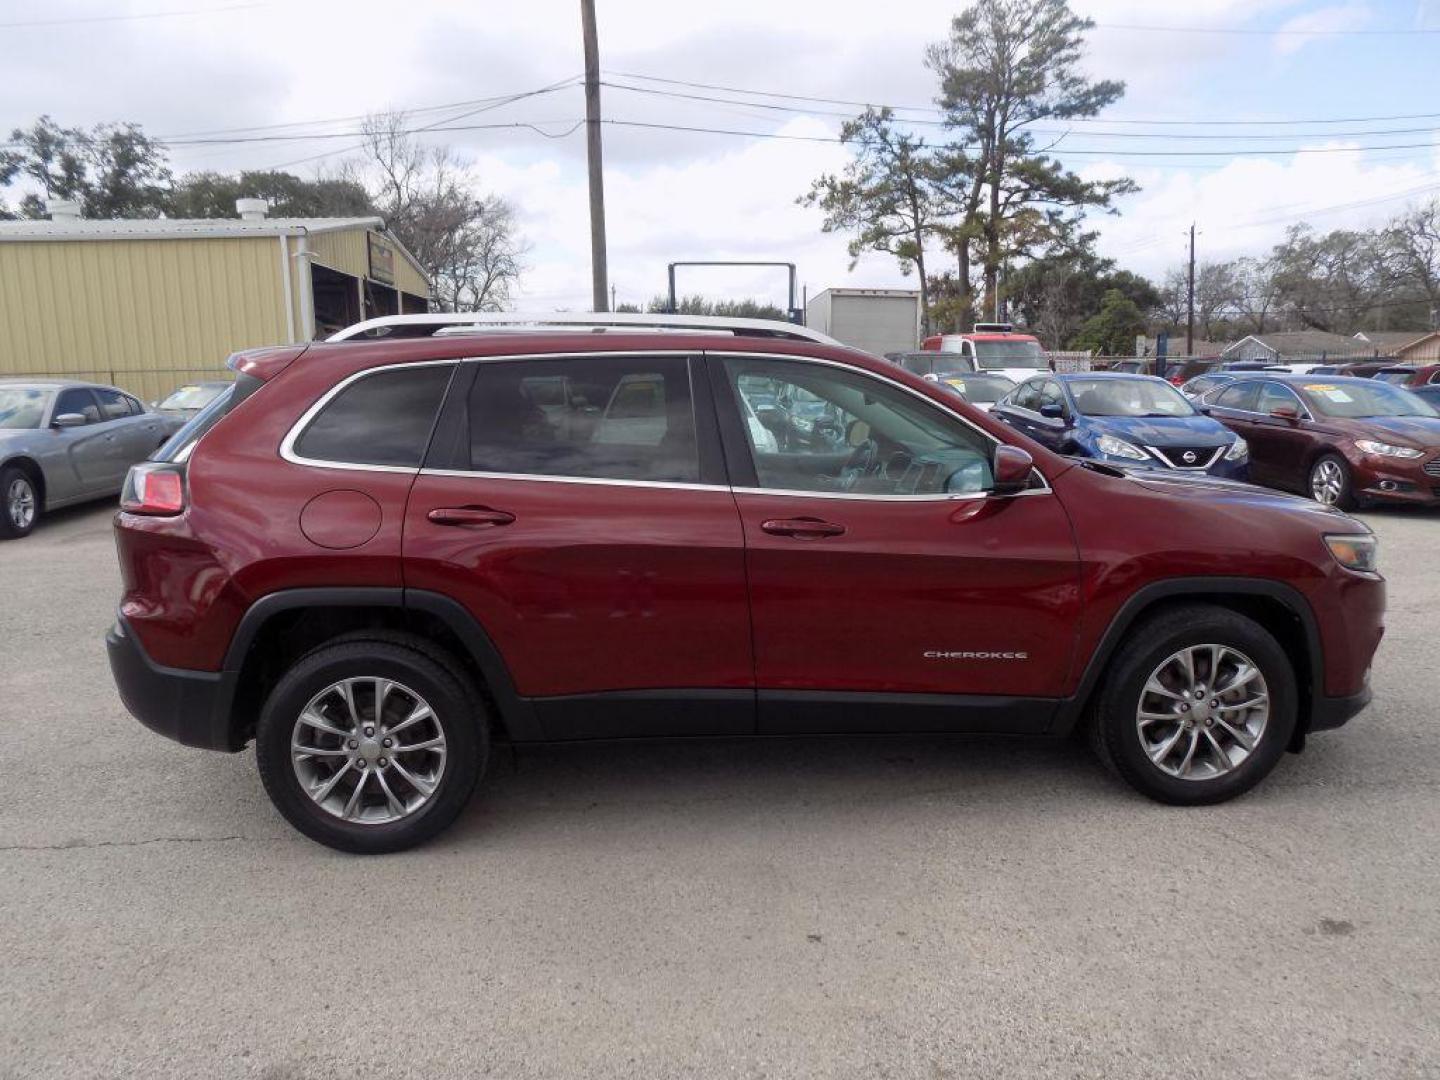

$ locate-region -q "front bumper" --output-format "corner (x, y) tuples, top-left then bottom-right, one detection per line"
(1350, 450), (1440, 505)
(106, 616), (241, 751)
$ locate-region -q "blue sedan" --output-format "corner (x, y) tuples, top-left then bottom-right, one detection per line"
(992, 372), (1249, 479)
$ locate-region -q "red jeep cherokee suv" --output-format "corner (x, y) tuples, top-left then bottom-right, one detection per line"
(107, 314), (1385, 853)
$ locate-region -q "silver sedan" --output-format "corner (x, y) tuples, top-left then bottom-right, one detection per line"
(0, 380), (183, 539)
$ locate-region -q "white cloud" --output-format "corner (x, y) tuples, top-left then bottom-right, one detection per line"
(1273, 3), (1374, 54)
(1088, 144), (1440, 277)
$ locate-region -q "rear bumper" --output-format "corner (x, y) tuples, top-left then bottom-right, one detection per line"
(106, 616), (241, 752)
(1309, 684), (1373, 733)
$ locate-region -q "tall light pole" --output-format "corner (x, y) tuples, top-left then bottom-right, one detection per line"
(581, 0), (609, 312)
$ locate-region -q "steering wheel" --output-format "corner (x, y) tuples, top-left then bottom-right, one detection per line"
(839, 435), (881, 490)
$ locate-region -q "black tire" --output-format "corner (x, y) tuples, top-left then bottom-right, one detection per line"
(0, 463), (40, 540)
(1089, 604), (1297, 806)
(255, 636), (488, 853)
(1308, 452), (1355, 510)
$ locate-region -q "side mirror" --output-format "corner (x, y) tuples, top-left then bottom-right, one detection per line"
(1039, 402), (1065, 421)
(991, 445), (1035, 496)
(52, 413), (86, 428)
(1269, 405), (1300, 421)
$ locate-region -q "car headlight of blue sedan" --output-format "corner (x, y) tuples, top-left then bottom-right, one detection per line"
(1096, 434), (1150, 462)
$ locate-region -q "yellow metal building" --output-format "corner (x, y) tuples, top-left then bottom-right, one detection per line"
(0, 199), (430, 403)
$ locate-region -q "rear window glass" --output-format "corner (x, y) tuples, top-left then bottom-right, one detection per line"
(294, 366), (453, 468)
(466, 355), (700, 483)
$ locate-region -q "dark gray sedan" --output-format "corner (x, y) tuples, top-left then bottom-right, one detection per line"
(0, 380), (182, 539)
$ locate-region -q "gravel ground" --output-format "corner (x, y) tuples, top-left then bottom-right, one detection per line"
(1, 499), (1437, 1080)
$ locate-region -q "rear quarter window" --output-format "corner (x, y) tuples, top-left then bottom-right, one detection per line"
(292, 365), (454, 468)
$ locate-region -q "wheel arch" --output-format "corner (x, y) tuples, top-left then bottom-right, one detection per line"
(1055, 578), (1321, 750)
(220, 587), (537, 748)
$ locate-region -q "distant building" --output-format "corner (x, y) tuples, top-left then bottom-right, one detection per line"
(0, 198), (429, 402)
(1391, 330), (1440, 363)
(1221, 331), (1391, 363)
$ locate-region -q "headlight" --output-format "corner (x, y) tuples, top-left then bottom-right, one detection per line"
(1096, 434), (1149, 461)
(792, 417), (814, 433)
(1355, 439), (1421, 459)
(1224, 437), (1248, 462)
(1325, 533), (1379, 573)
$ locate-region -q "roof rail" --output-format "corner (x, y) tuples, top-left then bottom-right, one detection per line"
(326, 311), (840, 345)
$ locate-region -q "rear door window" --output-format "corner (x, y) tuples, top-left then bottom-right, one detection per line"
(464, 355), (700, 483)
(292, 365), (454, 468)
(93, 388), (137, 421)
(1213, 381), (1260, 412)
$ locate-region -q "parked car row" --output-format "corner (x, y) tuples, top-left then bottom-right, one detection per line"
(0, 378), (226, 539)
(987, 368), (1440, 510)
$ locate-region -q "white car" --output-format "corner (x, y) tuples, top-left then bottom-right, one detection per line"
(929, 371), (1017, 412)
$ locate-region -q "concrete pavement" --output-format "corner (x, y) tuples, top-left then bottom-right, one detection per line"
(1, 500), (1437, 1079)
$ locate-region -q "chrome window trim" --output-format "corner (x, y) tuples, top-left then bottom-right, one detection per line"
(418, 468), (723, 493)
(280, 350), (712, 479)
(280, 358), (461, 473)
(279, 348), (1053, 499)
(705, 349), (1052, 500)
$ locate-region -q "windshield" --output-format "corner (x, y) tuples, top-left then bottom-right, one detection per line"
(159, 383), (229, 411)
(0, 388), (50, 430)
(1298, 380), (1439, 419)
(943, 374), (1015, 403)
(973, 339), (1046, 370)
(1067, 378), (1195, 418)
(1374, 371), (1415, 385)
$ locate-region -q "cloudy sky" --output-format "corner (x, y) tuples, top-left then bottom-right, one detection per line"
(4, 0), (1440, 311)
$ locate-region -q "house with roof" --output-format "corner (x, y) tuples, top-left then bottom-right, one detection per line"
(1220, 331), (1395, 363)
(0, 198), (430, 402)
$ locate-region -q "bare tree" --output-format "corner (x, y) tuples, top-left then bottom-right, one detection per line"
(1193, 261), (1239, 339)
(1157, 267), (1188, 328)
(349, 112), (524, 311)
(1383, 197), (1440, 323)
(1231, 255), (1283, 334)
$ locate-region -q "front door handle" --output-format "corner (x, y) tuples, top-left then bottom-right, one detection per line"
(760, 516), (846, 539)
(427, 506), (515, 528)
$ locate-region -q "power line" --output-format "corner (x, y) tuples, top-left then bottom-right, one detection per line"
(1092, 21), (1439, 36)
(0, 2), (265, 29)
(600, 80), (1440, 143)
(607, 70), (1440, 128)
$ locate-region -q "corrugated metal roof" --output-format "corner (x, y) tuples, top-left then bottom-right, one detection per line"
(0, 216), (384, 241)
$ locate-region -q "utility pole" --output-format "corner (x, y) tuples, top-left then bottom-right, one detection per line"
(610, 284), (617, 312)
(581, 0), (609, 312)
(1186, 223), (1196, 356)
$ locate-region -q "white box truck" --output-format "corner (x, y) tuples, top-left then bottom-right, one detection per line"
(805, 288), (922, 357)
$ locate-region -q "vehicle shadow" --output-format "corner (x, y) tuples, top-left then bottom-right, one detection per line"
(444, 732), (1127, 846)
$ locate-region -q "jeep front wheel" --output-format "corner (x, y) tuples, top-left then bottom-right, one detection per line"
(1090, 604), (1297, 805)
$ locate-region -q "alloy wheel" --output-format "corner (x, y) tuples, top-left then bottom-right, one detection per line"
(7, 476), (35, 531)
(1136, 644), (1269, 780)
(1310, 459), (1345, 506)
(290, 676), (448, 825)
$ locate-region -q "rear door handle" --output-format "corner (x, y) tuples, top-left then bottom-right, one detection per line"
(760, 516), (846, 539)
(427, 506), (515, 528)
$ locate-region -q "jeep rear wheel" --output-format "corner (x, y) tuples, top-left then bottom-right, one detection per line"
(255, 637), (487, 853)
(1090, 604), (1297, 805)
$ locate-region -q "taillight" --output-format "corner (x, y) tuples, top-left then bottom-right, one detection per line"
(120, 463), (187, 515)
